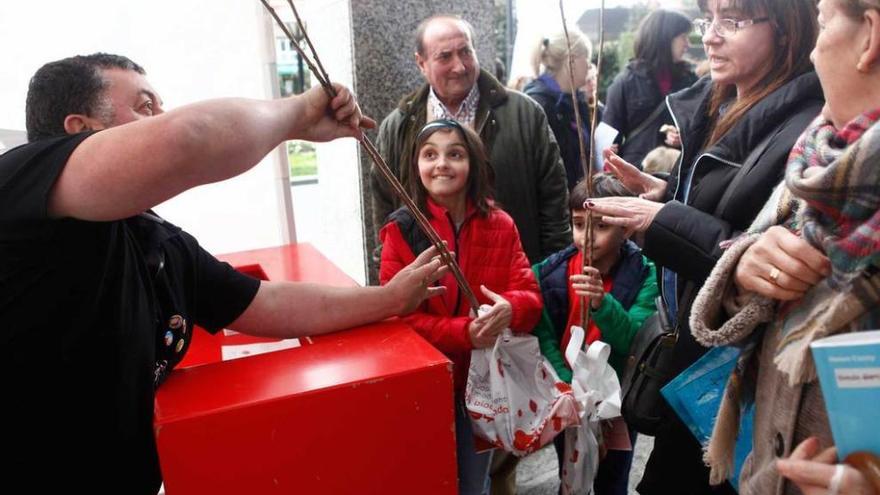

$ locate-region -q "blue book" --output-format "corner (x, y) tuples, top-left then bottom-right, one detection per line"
(661, 346), (753, 491)
(810, 330), (880, 458)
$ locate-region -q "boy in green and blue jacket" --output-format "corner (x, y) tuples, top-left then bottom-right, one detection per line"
(532, 174), (658, 495)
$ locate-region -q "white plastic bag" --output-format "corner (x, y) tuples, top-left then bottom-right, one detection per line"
(464, 309), (580, 456)
(560, 326), (622, 495)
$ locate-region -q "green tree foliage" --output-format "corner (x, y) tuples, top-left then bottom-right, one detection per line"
(594, 42), (619, 102)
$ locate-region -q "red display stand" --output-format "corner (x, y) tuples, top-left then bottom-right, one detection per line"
(154, 244), (457, 494)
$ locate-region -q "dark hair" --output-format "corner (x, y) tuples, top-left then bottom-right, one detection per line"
(569, 173), (634, 210)
(409, 120), (494, 217)
(697, 0), (818, 146)
(633, 9), (694, 73)
(26, 53), (145, 142)
(494, 57), (506, 83)
(415, 14), (476, 56)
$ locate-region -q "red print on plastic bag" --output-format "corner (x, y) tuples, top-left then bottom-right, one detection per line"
(513, 429), (537, 452)
(465, 331), (580, 456)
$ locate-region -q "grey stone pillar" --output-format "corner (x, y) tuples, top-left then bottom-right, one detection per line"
(349, 0), (496, 284)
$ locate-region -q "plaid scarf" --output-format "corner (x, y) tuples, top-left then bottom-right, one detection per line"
(732, 108), (880, 373)
(787, 110), (880, 283)
(691, 108), (880, 484)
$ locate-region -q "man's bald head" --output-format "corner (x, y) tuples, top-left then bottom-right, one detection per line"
(415, 15), (476, 57)
(414, 15), (481, 110)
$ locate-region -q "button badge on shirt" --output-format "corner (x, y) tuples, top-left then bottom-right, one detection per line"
(168, 315), (184, 329)
(164, 330), (174, 347)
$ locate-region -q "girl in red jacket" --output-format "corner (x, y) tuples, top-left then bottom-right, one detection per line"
(379, 119), (543, 495)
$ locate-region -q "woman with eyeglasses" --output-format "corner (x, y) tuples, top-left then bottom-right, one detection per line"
(586, 1), (824, 494)
(688, 0), (880, 494)
(602, 9), (697, 167)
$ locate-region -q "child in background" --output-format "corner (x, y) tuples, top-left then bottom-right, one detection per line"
(379, 119), (543, 495)
(532, 174), (658, 495)
(641, 145), (681, 175)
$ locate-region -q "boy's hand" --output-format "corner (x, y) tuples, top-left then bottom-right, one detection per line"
(571, 266), (604, 310)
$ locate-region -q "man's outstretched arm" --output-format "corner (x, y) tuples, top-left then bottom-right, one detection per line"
(49, 84), (373, 221)
(228, 245), (448, 338)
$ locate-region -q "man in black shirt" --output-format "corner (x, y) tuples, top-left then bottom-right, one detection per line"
(0, 53), (447, 494)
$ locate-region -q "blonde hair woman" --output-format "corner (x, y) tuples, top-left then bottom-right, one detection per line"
(524, 29), (597, 190)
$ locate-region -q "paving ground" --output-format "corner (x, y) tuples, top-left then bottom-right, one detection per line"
(517, 435), (653, 495)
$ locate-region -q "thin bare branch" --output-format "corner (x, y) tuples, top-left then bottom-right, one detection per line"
(258, 0), (480, 312)
(559, 0), (595, 329)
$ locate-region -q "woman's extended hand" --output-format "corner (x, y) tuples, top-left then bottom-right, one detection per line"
(734, 226), (831, 301)
(603, 149), (668, 201)
(468, 285), (513, 348)
(777, 438), (878, 495)
(586, 196), (663, 236)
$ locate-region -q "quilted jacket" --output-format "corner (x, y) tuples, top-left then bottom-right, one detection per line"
(379, 198), (543, 394)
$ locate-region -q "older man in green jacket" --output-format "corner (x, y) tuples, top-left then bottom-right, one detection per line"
(371, 14), (571, 265)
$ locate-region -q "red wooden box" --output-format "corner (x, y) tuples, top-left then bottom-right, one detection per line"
(153, 244), (457, 494)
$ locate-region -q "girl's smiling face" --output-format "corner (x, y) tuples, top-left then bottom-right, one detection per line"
(417, 128), (470, 206)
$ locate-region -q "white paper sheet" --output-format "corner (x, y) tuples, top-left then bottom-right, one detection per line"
(221, 339), (301, 361)
(593, 122), (619, 172)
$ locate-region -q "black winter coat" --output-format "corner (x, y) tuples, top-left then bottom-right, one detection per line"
(602, 60), (697, 166)
(637, 71), (825, 495)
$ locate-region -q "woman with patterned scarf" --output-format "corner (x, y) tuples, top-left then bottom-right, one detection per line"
(690, 1), (880, 494)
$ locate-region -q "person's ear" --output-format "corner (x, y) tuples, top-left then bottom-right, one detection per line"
(415, 52), (428, 77)
(857, 9), (880, 73)
(63, 114), (104, 134)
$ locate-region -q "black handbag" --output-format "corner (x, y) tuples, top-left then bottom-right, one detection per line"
(620, 295), (680, 435)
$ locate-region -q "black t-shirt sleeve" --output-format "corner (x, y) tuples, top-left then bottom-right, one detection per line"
(186, 233), (261, 333)
(0, 132), (95, 230)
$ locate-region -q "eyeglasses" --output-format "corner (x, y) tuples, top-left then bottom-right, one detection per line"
(692, 17), (770, 37)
